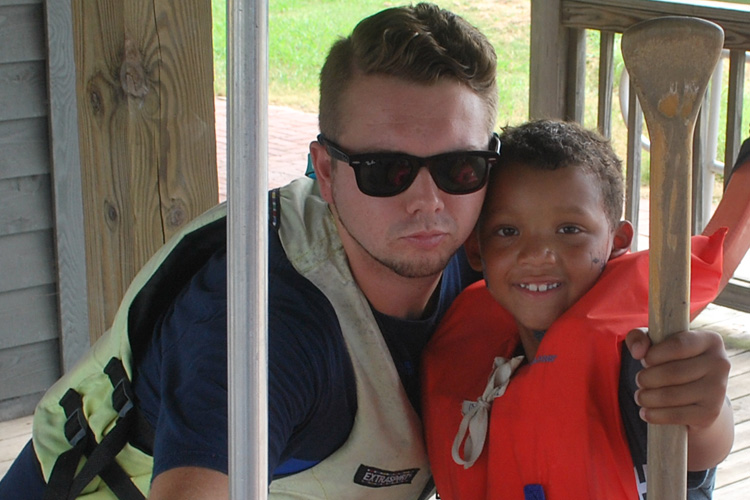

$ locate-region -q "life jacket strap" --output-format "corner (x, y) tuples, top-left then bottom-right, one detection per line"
(42, 358), (150, 500)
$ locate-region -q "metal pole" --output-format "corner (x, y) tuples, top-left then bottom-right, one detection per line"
(227, 0), (269, 498)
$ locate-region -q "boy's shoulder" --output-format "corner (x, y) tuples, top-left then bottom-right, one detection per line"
(423, 281), (518, 400)
(429, 281), (517, 352)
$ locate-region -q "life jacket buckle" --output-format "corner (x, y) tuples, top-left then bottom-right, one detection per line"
(64, 407), (87, 447)
(112, 378), (135, 418)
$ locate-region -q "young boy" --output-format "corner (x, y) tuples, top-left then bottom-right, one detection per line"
(422, 120), (734, 500)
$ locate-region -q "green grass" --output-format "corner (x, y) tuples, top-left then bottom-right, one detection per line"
(211, 0), (750, 188)
(212, 1), (409, 110)
(211, 0), (531, 119)
(211, 0), (227, 96)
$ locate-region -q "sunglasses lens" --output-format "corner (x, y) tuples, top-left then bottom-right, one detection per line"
(356, 157), (418, 196)
(432, 154), (490, 194)
(349, 152), (494, 197)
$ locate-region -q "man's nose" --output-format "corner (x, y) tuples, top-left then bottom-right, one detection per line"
(404, 167), (444, 213)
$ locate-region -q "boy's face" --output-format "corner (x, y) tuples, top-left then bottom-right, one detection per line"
(475, 162), (627, 333)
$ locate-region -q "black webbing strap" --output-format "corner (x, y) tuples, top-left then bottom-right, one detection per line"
(42, 358), (148, 500)
(64, 411), (144, 500)
(42, 390), (89, 500)
(104, 358), (154, 456)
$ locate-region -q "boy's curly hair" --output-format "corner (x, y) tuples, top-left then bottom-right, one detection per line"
(493, 120), (625, 227)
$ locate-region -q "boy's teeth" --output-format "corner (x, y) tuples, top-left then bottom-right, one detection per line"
(521, 282), (559, 292)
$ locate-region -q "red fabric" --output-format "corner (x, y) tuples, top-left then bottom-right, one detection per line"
(422, 231), (725, 500)
(703, 150), (750, 289)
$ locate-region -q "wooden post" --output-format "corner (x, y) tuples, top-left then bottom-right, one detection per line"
(71, 0), (219, 342)
(529, 0), (568, 120)
(45, 0), (91, 371)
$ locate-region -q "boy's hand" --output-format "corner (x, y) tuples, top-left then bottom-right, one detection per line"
(624, 328), (730, 430)
(625, 327), (734, 470)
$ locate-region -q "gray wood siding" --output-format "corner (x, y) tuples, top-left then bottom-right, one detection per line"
(0, 118), (50, 179)
(0, 175), (53, 235)
(0, 0), (62, 420)
(0, 3), (44, 64)
(0, 285), (59, 349)
(0, 341), (60, 402)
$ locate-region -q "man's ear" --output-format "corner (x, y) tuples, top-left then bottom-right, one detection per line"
(609, 220), (634, 259)
(463, 227), (484, 272)
(310, 140), (334, 203)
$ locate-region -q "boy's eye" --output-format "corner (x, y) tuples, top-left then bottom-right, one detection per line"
(558, 225), (582, 234)
(497, 227), (519, 237)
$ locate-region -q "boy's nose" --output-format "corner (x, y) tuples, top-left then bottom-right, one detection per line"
(517, 239), (556, 265)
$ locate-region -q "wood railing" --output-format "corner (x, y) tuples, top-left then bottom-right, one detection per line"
(529, 0), (750, 310)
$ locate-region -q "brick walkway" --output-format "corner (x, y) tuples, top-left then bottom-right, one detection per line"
(214, 97), (319, 201)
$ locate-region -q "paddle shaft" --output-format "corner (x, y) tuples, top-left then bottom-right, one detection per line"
(621, 16), (724, 500)
(647, 115), (692, 499)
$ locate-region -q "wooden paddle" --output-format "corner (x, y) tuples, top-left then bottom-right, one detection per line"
(621, 16), (724, 500)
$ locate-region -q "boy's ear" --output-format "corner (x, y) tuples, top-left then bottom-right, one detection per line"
(463, 227), (484, 272)
(609, 220), (634, 259)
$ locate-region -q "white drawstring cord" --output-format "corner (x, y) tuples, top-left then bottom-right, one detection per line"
(451, 355), (523, 468)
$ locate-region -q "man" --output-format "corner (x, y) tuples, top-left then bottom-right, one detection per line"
(0, 3), (498, 499)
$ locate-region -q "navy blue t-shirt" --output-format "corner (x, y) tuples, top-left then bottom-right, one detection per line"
(131, 222), (481, 481)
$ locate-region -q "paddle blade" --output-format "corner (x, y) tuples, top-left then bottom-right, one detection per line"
(622, 16), (724, 128)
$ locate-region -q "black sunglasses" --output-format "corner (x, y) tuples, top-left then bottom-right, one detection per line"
(317, 133), (501, 197)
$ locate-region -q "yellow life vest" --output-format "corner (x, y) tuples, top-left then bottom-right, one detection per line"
(33, 177), (433, 500)
(33, 202), (227, 500)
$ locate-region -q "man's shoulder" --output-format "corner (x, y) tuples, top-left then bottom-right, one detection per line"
(268, 226), (345, 357)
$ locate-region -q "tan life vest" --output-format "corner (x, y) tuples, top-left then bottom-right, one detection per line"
(269, 177), (432, 499)
(32, 177), (432, 500)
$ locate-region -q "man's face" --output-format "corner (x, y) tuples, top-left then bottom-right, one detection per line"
(477, 163), (616, 333)
(313, 74), (490, 280)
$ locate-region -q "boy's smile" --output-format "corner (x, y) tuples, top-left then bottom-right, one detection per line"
(518, 282), (560, 292)
(474, 161), (631, 343)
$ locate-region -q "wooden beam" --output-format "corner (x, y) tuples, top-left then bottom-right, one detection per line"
(71, 0), (218, 342)
(692, 106), (709, 234)
(725, 49), (746, 188)
(597, 31), (615, 138)
(45, 0), (91, 371)
(530, 0), (568, 119)
(624, 82), (643, 251)
(562, 0), (750, 49)
(565, 27), (586, 123)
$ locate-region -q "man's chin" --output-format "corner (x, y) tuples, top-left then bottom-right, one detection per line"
(383, 257), (451, 279)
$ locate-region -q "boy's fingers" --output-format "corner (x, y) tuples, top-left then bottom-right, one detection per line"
(635, 353), (729, 429)
(641, 329), (725, 367)
(635, 369), (724, 406)
(635, 357), (706, 389)
(636, 382), (726, 429)
(636, 348), (729, 398)
(638, 404), (720, 429)
(625, 328), (651, 362)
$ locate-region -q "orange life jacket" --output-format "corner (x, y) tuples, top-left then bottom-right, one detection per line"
(422, 231), (725, 500)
